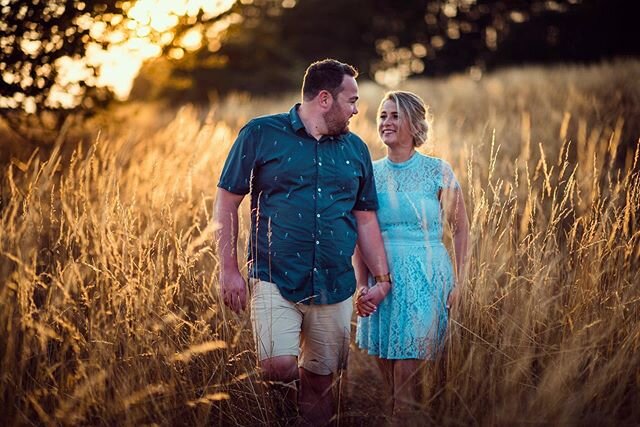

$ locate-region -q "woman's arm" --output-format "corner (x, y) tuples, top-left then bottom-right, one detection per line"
(441, 186), (470, 309)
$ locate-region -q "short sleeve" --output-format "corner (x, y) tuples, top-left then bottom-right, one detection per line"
(354, 144), (379, 211)
(217, 123), (260, 195)
(440, 160), (460, 190)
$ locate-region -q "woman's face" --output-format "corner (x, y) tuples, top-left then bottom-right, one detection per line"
(378, 99), (413, 148)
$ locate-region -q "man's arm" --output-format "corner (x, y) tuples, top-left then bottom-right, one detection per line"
(353, 210), (391, 311)
(214, 188), (247, 313)
(352, 245), (369, 291)
(352, 245), (374, 316)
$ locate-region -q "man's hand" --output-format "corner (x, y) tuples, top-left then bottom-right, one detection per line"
(214, 188), (247, 314)
(220, 270), (247, 313)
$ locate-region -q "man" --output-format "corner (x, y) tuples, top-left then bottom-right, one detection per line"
(214, 59), (391, 426)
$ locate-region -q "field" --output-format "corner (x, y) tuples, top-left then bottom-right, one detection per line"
(1, 59), (639, 426)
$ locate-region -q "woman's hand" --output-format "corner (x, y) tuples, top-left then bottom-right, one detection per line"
(356, 282), (391, 317)
(447, 286), (461, 312)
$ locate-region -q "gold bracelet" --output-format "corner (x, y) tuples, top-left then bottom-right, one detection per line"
(374, 273), (392, 284)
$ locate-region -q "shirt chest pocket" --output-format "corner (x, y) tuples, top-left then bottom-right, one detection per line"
(323, 156), (362, 195)
(257, 155), (315, 192)
(335, 174), (359, 193)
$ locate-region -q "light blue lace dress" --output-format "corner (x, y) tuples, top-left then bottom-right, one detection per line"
(356, 152), (459, 360)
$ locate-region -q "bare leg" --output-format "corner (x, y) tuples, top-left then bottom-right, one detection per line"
(299, 368), (334, 426)
(260, 355), (299, 423)
(420, 361), (436, 407)
(391, 359), (423, 426)
(375, 357), (395, 418)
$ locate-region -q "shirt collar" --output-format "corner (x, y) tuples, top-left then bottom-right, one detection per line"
(289, 104), (306, 133)
(288, 103), (347, 142)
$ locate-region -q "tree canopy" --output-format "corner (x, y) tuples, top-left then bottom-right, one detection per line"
(2, 0), (638, 115)
(0, 0), (122, 112)
(132, 0), (639, 102)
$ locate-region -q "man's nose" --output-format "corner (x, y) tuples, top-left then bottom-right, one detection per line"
(353, 105), (359, 115)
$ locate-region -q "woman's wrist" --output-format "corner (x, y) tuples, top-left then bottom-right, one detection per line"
(375, 281), (391, 295)
(374, 272), (392, 294)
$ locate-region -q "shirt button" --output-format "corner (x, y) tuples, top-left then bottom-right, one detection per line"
(319, 162), (323, 166)
(316, 240), (320, 245)
(317, 188), (322, 192)
(313, 268), (318, 272)
(316, 214), (320, 218)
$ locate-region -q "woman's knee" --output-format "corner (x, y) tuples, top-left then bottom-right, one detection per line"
(393, 359), (422, 381)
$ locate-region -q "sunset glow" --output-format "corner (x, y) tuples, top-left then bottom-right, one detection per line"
(57, 0), (236, 103)
(1, 0), (597, 112)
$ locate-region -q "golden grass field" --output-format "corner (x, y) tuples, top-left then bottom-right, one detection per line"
(1, 59), (639, 426)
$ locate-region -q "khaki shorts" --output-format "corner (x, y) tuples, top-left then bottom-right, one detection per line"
(250, 279), (352, 375)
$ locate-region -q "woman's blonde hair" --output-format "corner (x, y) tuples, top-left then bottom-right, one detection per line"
(378, 91), (431, 147)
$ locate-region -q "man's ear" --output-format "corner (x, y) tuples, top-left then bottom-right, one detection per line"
(318, 90), (332, 109)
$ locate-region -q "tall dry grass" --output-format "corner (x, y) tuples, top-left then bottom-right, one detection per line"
(1, 59), (639, 426)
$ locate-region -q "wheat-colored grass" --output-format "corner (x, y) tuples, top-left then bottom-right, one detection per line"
(1, 59), (639, 426)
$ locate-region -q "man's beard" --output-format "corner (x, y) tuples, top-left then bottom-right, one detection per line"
(323, 104), (349, 136)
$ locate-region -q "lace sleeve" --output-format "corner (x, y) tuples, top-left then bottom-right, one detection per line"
(440, 160), (460, 190)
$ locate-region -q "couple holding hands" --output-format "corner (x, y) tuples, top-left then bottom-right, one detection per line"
(215, 59), (469, 425)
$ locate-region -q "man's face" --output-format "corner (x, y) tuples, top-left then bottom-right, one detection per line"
(324, 75), (359, 136)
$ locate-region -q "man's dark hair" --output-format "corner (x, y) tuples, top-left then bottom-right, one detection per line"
(302, 59), (358, 101)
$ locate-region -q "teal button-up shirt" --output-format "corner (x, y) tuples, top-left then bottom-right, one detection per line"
(218, 104), (378, 304)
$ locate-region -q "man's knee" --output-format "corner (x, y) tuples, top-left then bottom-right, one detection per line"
(300, 368), (333, 394)
(260, 355), (299, 383)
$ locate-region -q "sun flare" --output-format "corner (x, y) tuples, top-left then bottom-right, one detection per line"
(53, 0), (236, 104)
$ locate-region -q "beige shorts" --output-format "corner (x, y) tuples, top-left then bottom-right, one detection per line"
(250, 279), (352, 375)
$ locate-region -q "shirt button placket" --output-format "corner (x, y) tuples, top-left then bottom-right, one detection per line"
(313, 141), (321, 291)
(315, 142), (326, 289)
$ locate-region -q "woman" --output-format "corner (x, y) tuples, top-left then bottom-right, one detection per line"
(354, 91), (470, 422)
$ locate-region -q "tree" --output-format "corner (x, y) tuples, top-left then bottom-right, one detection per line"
(131, 0), (303, 103)
(0, 0), (240, 143)
(3, 0), (636, 121)
(134, 0), (603, 101)
(0, 0), (127, 142)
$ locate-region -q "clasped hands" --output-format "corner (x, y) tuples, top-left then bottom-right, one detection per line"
(355, 281), (391, 317)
